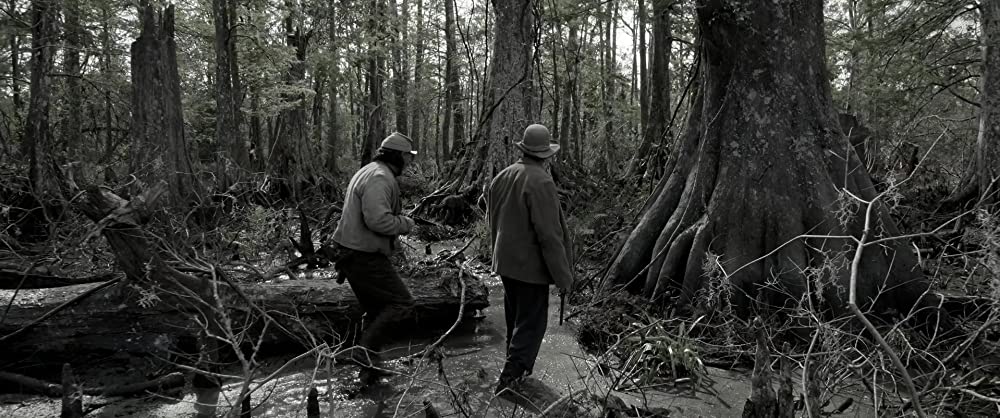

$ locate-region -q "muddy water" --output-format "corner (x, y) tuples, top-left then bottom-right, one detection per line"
(0, 239), (822, 417)
(134, 251), (589, 416)
(0, 241), (594, 417)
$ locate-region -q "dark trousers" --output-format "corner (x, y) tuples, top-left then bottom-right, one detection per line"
(337, 250), (415, 352)
(500, 277), (549, 381)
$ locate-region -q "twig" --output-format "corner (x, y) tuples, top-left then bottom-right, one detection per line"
(247, 344), (327, 398)
(394, 262), (468, 417)
(1, 261), (41, 325)
(444, 238), (477, 262)
(847, 193), (926, 418)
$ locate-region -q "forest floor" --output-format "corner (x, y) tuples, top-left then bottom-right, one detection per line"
(1, 173), (998, 417)
(0, 232), (889, 418)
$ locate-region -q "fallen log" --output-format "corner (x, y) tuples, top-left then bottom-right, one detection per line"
(0, 272), (488, 359)
(0, 370), (184, 397)
(0, 263), (116, 289)
(0, 176), (488, 362)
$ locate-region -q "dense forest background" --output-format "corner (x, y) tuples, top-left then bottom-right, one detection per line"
(0, 0), (986, 205)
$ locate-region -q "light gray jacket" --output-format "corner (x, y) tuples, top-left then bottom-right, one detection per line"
(333, 161), (414, 255)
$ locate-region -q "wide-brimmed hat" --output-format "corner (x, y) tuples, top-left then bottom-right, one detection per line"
(380, 132), (418, 155)
(514, 124), (559, 159)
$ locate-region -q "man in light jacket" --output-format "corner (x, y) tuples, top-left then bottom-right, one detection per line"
(332, 132), (417, 373)
(487, 124), (574, 396)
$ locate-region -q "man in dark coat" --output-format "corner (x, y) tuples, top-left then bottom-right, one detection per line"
(487, 124), (574, 396)
(332, 132), (417, 374)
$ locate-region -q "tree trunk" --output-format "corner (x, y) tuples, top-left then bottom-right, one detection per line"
(571, 23), (583, 163)
(0, 274), (489, 359)
(9, 0), (21, 115)
(602, 0), (938, 322)
(442, 0), (458, 160)
(250, 90), (265, 169)
(977, 1), (1000, 206)
(482, 0), (537, 179)
(129, 5), (196, 205)
(362, 0), (387, 165)
(212, 0), (247, 169)
(61, 0), (83, 156)
(638, 0), (649, 132)
(549, 22), (561, 155)
(559, 20), (580, 164)
(99, 3), (115, 179)
(624, 0), (669, 181)
(326, 0), (341, 174)
(391, 0), (410, 135)
(312, 72), (326, 160)
(412, 0), (537, 225)
(24, 0), (57, 197)
(411, 0), (425, 153)
(601, 1), (616, 175)
(954, 2), (1000, 206)
(271, 14), (312, 199)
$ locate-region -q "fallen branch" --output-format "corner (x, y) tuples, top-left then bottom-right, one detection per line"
(394, 262), (469, 417)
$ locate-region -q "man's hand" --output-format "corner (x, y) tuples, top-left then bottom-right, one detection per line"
(401, 216), (416, 234)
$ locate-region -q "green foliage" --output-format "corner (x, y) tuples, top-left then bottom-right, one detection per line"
(825, 0), (980, 189)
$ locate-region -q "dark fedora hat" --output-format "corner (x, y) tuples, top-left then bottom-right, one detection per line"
(514, 124), (559, 159)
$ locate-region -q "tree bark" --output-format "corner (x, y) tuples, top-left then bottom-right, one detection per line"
(24, 0), (57, 197)
(557, 20), (578, 163)
(953, 2), (1000, 206)
(361, 0), (387, 164)
(411, 0), (425, 153)
(977, 0), (1000, 206)
(271, 12), (313, 198)
(325, 0), (341, 174)
(0, 274), (488, 359)
(391, 0), (410, 135)
(571, 22), (583, 163)
(9, 0), (21, 115)
(61, 0), (83, 155)
(603, 0), (938, 322)
(250, 90), (265, 169)
(482, 0), (537, 180)
(638, 0), (649, 132)
(212, 0), (247, 169)
(129, 4), (196, 205)
(412, 0), (537, 225)
(624, 0), (670, 181)
(312, 72), (326, 160)
(442, 0), (459, 160)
